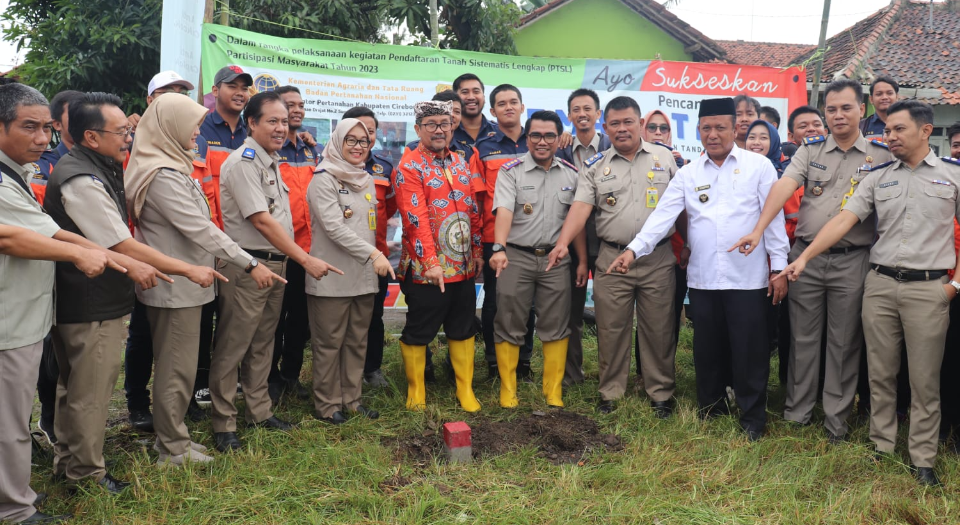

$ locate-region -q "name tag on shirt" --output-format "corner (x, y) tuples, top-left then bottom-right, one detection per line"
(809, 162), (827, 171)
(599, 175), (616, 182)
(879, 181), (899, 188)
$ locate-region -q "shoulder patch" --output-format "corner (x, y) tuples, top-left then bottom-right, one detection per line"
(802, 135), (826, 146)
(942, 157), (960, 167)
(871, 160), (895, 171)
(584, 152), (604, 167)
(502, 158), (522, 170)
(870, 139), (889, 149)
(558, 157), (578, 172)
(241, 148), (256, 160)
(31, 163), (41, 174)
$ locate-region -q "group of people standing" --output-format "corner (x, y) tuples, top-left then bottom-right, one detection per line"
(0, 64), (958, 523)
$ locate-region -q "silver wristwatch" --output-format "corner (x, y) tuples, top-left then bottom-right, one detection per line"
(949, 280), (960, 294)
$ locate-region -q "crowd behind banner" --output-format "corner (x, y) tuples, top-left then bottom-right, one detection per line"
(0, 64), (959, 524)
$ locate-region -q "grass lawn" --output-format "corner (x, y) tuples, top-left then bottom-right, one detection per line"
(28, 324), (960, 524)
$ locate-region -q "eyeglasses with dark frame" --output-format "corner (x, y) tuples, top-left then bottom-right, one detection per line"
(421, 121), (452, 132)
(344, 137), (372, 148)
(528, 132), (559, 144)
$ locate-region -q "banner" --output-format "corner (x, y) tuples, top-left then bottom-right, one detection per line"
(160, 0), (206, 93)
(201, 24), (808, 161)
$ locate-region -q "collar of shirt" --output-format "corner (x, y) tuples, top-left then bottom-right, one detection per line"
(54, 141), (70, 159)
(823, 134), (868, 153)
(72, 143), (123, 177)
(521, 153), (561, 173)
(611, 138), (658, 163)
(244, 137), (279, 170)
(890, 148), (937, 171)
(211, 109), (246, 134)
(698, 143), (743, 169)
(417, 142), (452, 161)
(574, 131), (601, 153)
(491, 127), (526, 147)
(0, 147), (34, 180)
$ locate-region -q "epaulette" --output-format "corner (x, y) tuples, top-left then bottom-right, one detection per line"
(802, 135), (826, 146)
(558, 157), (578, 172)
(584, 152), (604, 167)
(941, 157), (960, 167)
(870, 139), (889, 149)
(870, 160), (895, 171)
(502, 158), (522, 170)
(241, 147), (256, 160)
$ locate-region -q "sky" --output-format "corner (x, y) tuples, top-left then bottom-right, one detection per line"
(0, 0), (901, 72)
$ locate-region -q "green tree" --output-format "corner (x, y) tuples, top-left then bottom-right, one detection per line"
(382, 0), (522, 54)
(224, 0), (388, 43)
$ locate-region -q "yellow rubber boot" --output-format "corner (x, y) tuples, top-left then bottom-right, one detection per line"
(541, 338), (569, 407)
(399, 342), (427, 411)
(495, 342), (520, 408)
(447, 338), (482, 412)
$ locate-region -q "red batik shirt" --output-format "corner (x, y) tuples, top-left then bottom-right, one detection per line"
(394, 144), (483, 284)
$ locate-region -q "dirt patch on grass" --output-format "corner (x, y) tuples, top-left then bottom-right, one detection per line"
(390, 410), (621, 466)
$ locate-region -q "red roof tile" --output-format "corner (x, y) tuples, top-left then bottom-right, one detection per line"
(716, 40), (815, 68)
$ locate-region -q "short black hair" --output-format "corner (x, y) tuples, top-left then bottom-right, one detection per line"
(49, 90), (85, 122)
(342, 106), (378, 128)
(823, 79), (863, 102)
(887, 99), (933, 127)
(787, 105), (823, 134)
(947, 122), (960, 144)
(275, 85), (301, 96)
(0, 82), (48, 130)
(733, 94), (761, 116)
(871, 75), (900, 96)
(567, 89), (600, 111)
(432, 90), (463, 111)
(603, 96), (641, 120)
(453, 73), (484, 93)
(243, 91), (284, 127)
(760, 106), (781, 127)
(489, 84), (522, 107)
(68, 92), (123, 146)
(524, 110), (563, 136)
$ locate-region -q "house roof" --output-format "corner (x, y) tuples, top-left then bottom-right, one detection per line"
(716, 40), (814, 68)
(519, 0), (728, 62)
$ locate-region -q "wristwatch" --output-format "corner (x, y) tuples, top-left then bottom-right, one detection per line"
(770, 269), (782, 274)
(244, 258), (259, 274)
(491, 243), (505, 253)
(949, 280), (960, 294)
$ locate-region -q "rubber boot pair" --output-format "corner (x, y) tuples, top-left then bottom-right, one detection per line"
(448, 338), (481, 412)
(496, 338), (568, 408)
(401, 340), (481, 412)
(400, 342), (426, 410)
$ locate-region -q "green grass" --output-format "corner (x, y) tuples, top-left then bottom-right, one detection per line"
(27, 324), (960, 524)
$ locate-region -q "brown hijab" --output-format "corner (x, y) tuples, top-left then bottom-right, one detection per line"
(316, 118), (371, 191)
(126, 94), (208, 220)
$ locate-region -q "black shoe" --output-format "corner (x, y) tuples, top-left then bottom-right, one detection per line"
(286, 380), (310, 400)
(425, 360), (437, 384)
(827, 431), (846, 445)
(268, 382), (285, 406)
(486, 362), (499, 382)
(214, 432), (242, 452)
(33, 492), (47, 506)
(912, 466), (942, 487)
(651, 399), (675, 419)
(354, 405), (380, 420)
(186, 399), (207, 422)
(744, 428), (764, 442)
(128, 409), (154, 433)
(97, 473), (130, 495)
(317, 411), (348, 425)
(37, 414), (57, 445)
(517, 360), (534, 384)
(254, 415), (296, 431)
(597, 400), (615, 414)
(20, 511), (72, 524)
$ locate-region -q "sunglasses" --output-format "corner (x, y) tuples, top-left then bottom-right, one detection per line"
(646, 124), (670, 133)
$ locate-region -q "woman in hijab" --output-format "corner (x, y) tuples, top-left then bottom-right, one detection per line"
(306, 118), (394, 424)
(643, 109), (687, 167)
(126, 93), (283, 465)
(745, 119), (787, 177)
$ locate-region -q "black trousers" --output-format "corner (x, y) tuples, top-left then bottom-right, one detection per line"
(364, 274), (389, 374)
(688, 288), (770, 433)
(194, 299), (216, 392)
(942, 298), (960, 437)
(401, 275), (478, 345)
(270, 259), (310, 385)
(481, 242), (535, 363)
(37, 332), (57, 422)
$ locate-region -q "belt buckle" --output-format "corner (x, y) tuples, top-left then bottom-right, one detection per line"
(895, 270), (904, 282)
(534, 248), (546, 256)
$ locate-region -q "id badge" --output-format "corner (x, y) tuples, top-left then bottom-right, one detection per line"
(646, 187), (659, 208)
(368, 208), (377, 230)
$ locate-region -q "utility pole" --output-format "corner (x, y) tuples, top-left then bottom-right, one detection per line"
(809, 0), (832, 107)
(430, 0), (439, 48)
(220, 0), (230, 26)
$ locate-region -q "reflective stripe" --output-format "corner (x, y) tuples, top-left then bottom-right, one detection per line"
(784, 212), (799, 220)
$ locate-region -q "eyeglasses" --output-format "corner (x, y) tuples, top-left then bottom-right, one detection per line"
(93, 126), (133, 138)
(646, 124), (670, 133)
(344, 137), (372, 148)
(421, 121), (452, 132)
(528, 132), (558, 144)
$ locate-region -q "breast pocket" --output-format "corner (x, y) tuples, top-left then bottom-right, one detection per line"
(514, 187), (541, 222)
(921, 184), (957, 220)
(806, 165), (834, 195)
(596, 176), (625, 214)
(874, 184), (903, 223)
(556, 190), (575, 219)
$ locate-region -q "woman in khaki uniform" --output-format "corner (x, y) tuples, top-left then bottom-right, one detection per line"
(306, 118), (394, 424)
(126, 94), (283, 465)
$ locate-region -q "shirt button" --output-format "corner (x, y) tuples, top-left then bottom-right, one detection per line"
(902, 239), (907, 244)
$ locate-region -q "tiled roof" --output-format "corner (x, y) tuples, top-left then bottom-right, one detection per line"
(519, 0), (727, 62)
(716, 40), (815, 68)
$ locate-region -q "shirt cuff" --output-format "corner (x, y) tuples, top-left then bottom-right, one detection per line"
(627, 239), (646, 258)
(770, 255), (788, 272)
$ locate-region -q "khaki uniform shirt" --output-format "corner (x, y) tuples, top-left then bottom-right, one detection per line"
(304, 171), (379, 298)
(569, 133), (602, 172)
(845, 149), (960, 270)
(784, 134), (893, 247)
(0, 149), (59, 350)
(574, 140), (677, 245)
(492, 154), (579, 247)
(220, 137), (294, 253)
(135, 169), (253, 308)
(60, 174), (131, 249)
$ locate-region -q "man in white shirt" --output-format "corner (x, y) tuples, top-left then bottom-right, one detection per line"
(608, 97), (789, 440)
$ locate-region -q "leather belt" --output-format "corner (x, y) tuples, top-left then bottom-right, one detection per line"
(797, 238), (870, 255)
(507, 243), (554, 257)
(872, 265), (947, 282)
(602, 237), (669, 252)
(243, 249), (288, 262)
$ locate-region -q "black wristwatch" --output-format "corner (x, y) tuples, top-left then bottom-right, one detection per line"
(244, 258), (259, 273)
(491, 243), (505, 253)
(770, 269), (782, 274)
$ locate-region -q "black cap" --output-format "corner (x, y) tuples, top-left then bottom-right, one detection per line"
(213, 65), (253, 86)
(699, 97), (736, 118)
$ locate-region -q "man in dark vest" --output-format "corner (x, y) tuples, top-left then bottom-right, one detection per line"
(44, 92), (222, 494)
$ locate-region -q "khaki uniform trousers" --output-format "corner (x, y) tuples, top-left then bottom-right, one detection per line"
(0, 341), (43, 523)
(52, 318), (126, 482)
(308, 294), (374, 418)
(784, 243), (871, 436)
(211, 259), (286, 433)
(593, 242), (676, 402)
(146, 305), (202, 455)
(494, 249), (571, 345)
(863, 271), (949, 468)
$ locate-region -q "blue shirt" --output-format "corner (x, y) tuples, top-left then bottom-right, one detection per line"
(860, 113), (885, 140)
(453, 115), (499, 161)
(36, 141), (70, 178)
